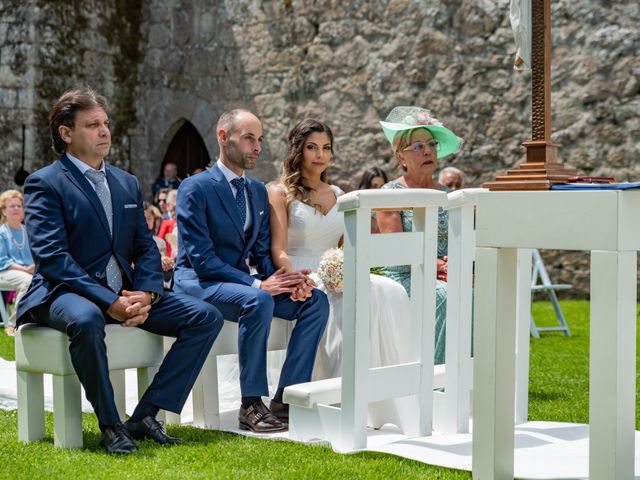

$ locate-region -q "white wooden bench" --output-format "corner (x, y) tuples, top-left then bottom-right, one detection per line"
(15, 324), (164, 448)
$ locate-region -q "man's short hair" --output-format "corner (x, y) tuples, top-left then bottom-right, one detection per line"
(216, 109), (253, 138)
(49, 87), (110, 155)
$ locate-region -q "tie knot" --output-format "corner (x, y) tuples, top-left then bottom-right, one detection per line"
(231, 177), (245, 191)
(85, 169), (106, 185)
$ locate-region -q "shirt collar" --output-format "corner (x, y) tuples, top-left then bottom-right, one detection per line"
(216, 158), (245, 184)
(66, 152), (106, 176)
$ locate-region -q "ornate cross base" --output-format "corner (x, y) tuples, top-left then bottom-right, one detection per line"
(483, 141), (576, 191)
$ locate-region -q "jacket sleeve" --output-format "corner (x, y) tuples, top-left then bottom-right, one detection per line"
(177, 179), (255, 285)
(128, 177), (164, 295)
(249, 187), (276, 278)
(24, 173), (118, 310)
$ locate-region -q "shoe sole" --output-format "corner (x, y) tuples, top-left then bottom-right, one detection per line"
(100, 443), (137, 454)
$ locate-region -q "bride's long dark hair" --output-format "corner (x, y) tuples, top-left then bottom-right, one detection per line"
(281, 119), (334, 213)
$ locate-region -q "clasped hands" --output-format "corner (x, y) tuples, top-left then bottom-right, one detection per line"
(107, 290), (154, 327)
(261, 267), (315, 301)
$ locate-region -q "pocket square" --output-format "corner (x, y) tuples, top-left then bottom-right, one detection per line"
(124, 204), (137, 209)
(259, 210), (264, 215)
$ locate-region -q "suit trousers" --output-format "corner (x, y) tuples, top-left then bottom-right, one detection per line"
(204, 284), (329, 397)
(36, 290), (223, 427)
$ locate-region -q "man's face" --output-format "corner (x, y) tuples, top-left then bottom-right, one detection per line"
(441, 172), (463, 190)
(61, 107), (111, 165)
(219, 112), (263, 174)
(164, 163), (177, 180)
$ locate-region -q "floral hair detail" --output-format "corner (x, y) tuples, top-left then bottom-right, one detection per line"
(402, 110), (443, 127)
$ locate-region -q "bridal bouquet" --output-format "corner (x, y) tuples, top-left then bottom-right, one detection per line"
(317, 248), (344, 293)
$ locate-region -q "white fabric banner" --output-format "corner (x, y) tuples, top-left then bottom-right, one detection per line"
(510, 0), (532, 71)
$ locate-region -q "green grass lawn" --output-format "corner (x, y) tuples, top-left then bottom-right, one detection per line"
(0, 300), (638, 479)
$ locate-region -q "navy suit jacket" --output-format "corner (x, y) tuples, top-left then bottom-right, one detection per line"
(17, 154), (164, 323)
(173, 164), (276, 300)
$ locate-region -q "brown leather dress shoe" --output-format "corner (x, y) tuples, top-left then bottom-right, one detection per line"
(269, 399), (289, 422)
(239, 400), (288, 433)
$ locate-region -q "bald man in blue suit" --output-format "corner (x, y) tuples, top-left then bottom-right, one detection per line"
(17, 88), (223, 454)
(173, 109), (329, 433)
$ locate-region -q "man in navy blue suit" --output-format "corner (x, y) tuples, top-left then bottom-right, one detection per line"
(17, 88), (224, 454)
(173, 109), (329, 433)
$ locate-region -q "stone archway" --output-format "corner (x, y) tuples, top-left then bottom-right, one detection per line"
(161, 120), (211, 180)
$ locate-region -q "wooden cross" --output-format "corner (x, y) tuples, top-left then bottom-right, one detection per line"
(484, 0), (576, 191)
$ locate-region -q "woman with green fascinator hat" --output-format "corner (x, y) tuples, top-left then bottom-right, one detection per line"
(376, 106), (463, 365)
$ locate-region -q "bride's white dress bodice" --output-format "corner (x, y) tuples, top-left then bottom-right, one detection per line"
(287, 194), (343, 271)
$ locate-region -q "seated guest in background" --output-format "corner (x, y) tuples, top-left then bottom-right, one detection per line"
(376, 106), (462, 365)
(357, 166), (389, 233)
(151, 162), (181, 196)
(357, 166), (388, 190)
(18, 87), (223, 454)
(153, 188), (171, 219)
(157, 189), (177, 246)
(174, 109), (329, 433)
(0, 189), (35, 336)
(438, 166), (465, 191)
(143, 202), (163, 237)
(144, 202), (174, 276)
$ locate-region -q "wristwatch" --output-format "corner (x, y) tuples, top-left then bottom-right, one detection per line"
(149, 292), (158, 304)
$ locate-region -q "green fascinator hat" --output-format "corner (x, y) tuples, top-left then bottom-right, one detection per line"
(380, 106), (463, 158)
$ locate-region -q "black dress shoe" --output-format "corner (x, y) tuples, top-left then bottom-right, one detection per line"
(269, 399), (289, 422)
(239, 400), (288, 433)
(125, 416), (183, 445)
(100, 423), (137, 454)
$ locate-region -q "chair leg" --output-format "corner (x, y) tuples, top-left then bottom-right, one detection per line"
(109, 370), (126, 421)
(192, 354), (220, 429)
(0, 296), (9, 328)
(137, 367), (166, 423)
(52, 374), (83, 448)
(529, 314), (540, 338)
(17, 370), (45, 443)
(548, 289), (571, 336)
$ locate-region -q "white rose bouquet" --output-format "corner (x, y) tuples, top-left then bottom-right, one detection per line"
(316, 248), (344, 293)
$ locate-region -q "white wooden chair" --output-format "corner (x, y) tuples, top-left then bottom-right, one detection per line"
(433, 188), (484, 433)
(285, 188), (448, 452)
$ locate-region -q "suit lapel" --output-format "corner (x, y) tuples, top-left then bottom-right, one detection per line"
(59, 155), (112, 239)
(210, 165), (246, 239)
(105, 166), (125, 244)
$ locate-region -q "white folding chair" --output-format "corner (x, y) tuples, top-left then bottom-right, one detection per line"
(530, 249), (571, 338)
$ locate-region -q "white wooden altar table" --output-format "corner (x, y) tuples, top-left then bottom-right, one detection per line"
(472, 190), (639, 480)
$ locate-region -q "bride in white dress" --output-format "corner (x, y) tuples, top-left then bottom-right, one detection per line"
(268, 119), (411, 380)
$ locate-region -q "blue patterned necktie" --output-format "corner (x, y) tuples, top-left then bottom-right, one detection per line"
(84, 169), (123, 293)
(230, 177), (247, 230)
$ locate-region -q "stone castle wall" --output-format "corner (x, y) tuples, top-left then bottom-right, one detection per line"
(1, 0), (638, 296)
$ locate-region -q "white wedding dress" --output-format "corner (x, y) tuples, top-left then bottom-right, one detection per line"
(287, 186), (411, 380)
